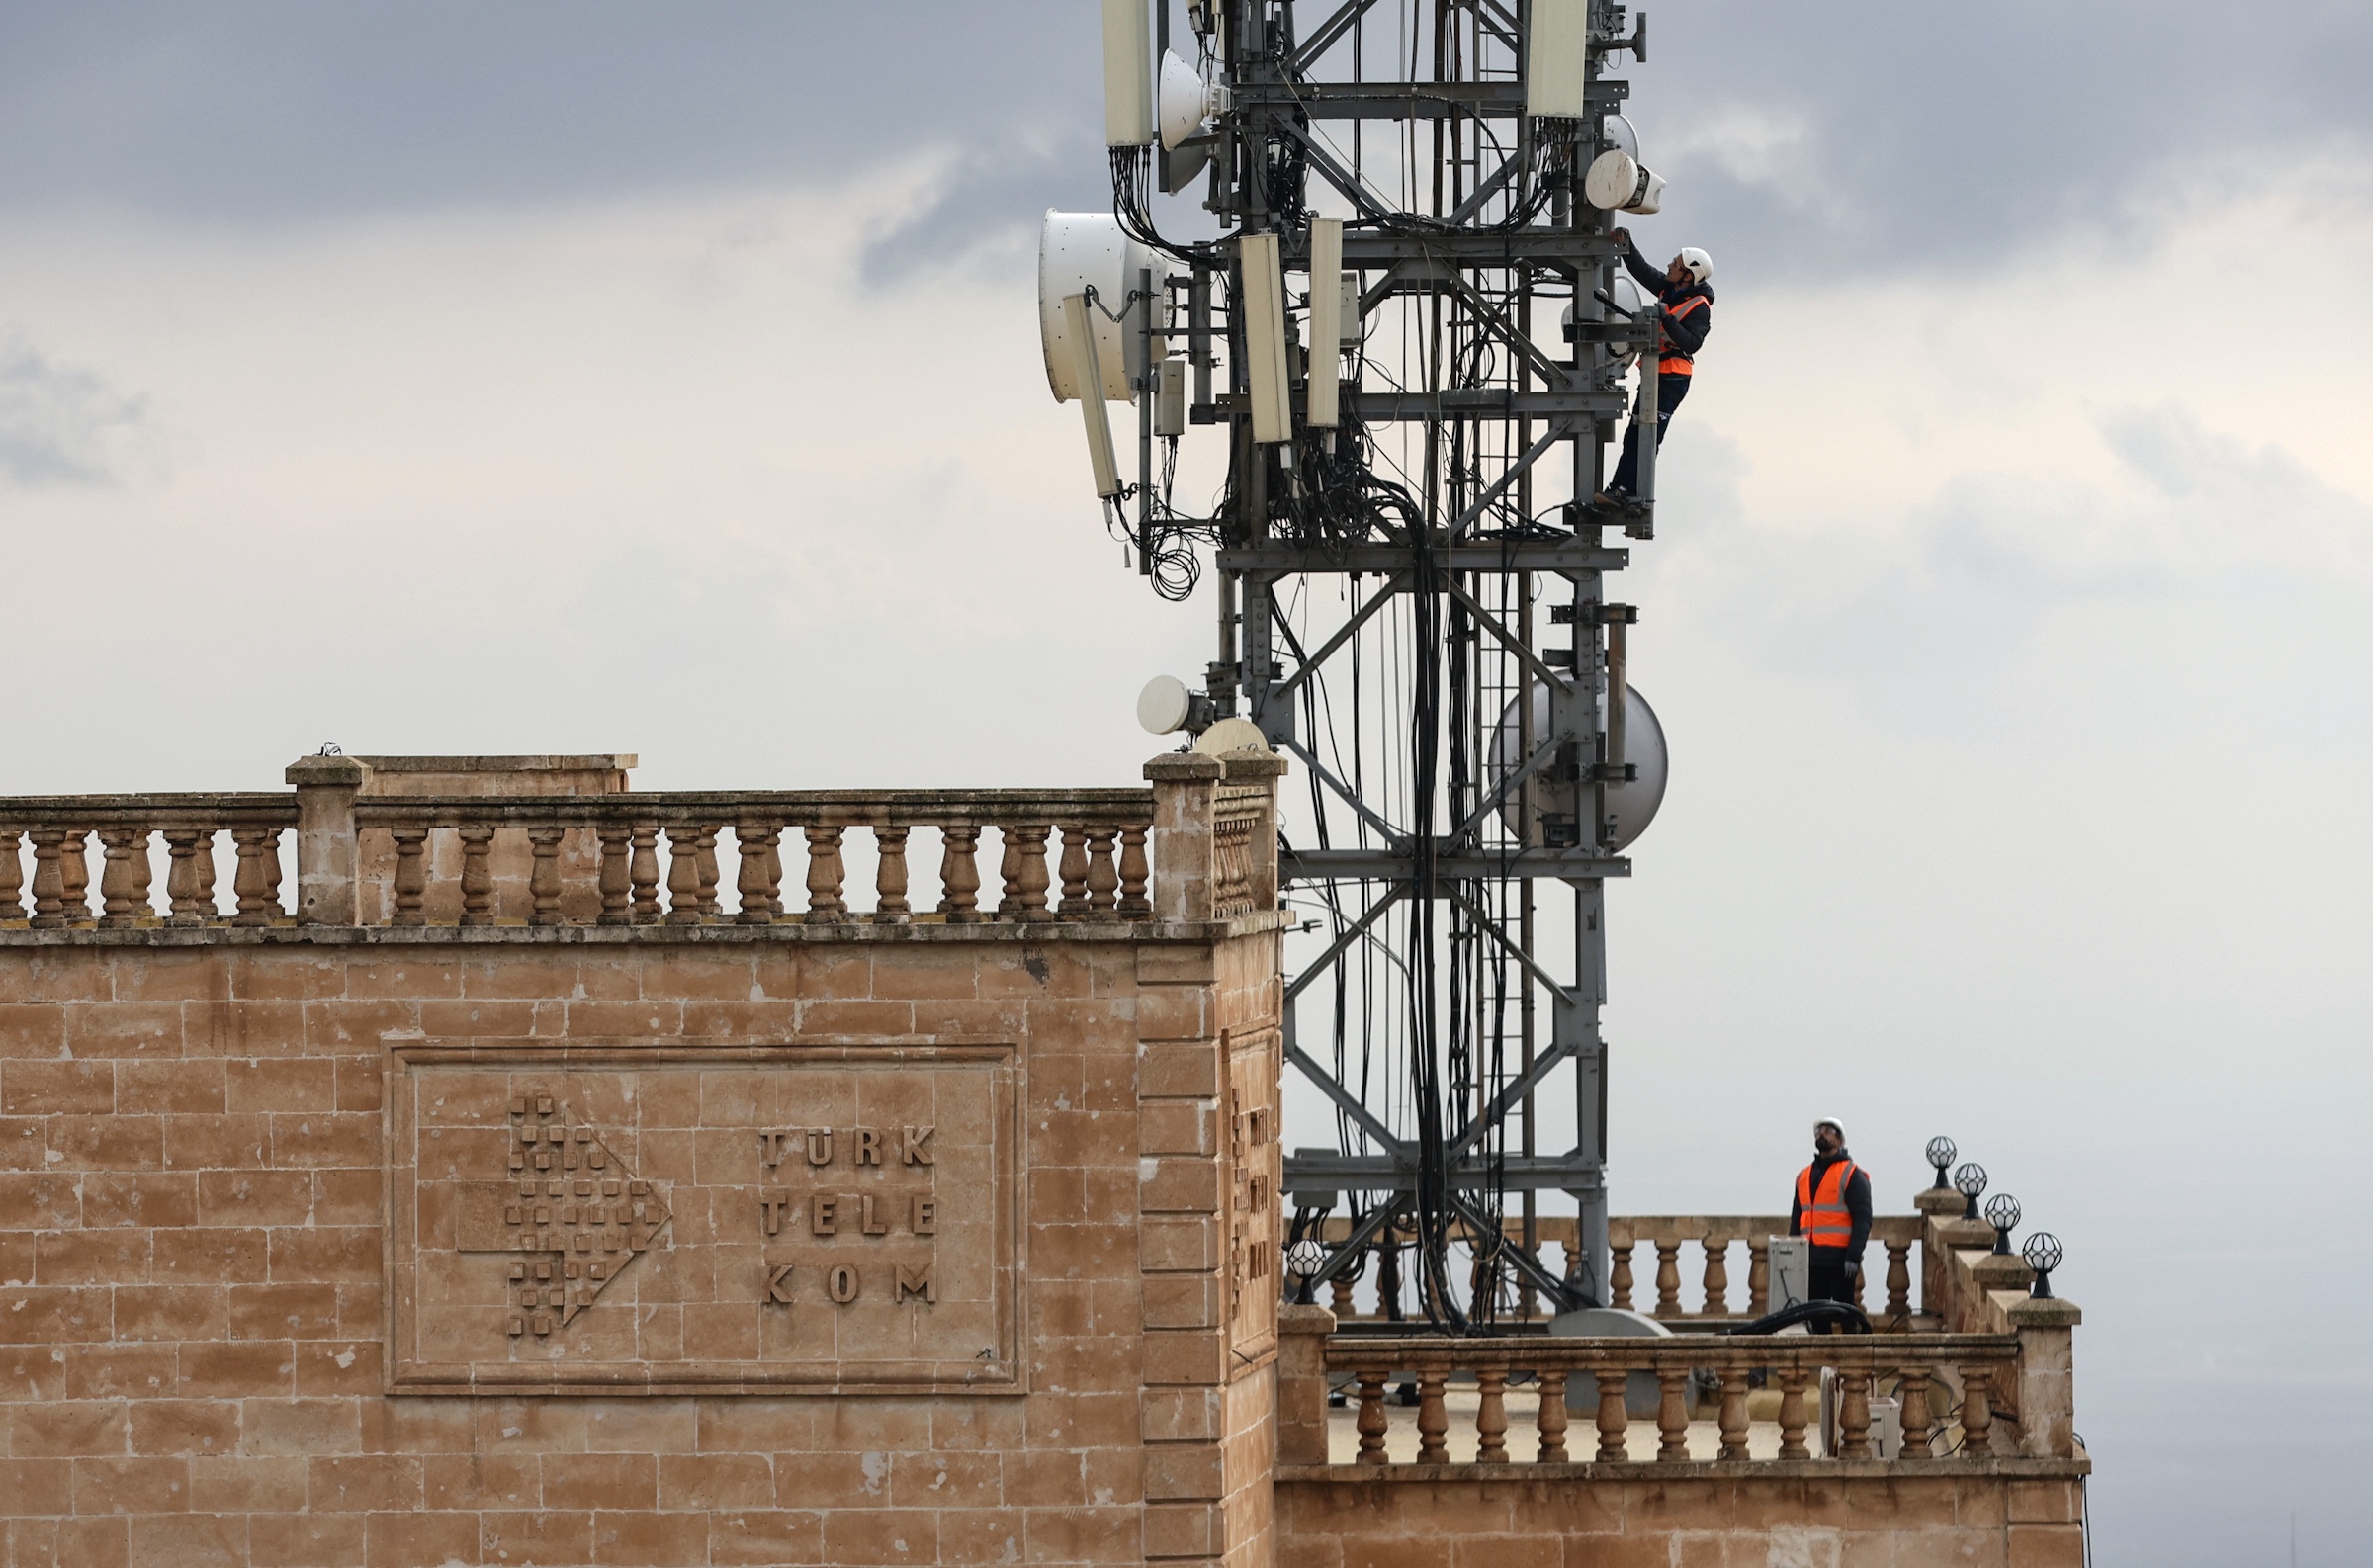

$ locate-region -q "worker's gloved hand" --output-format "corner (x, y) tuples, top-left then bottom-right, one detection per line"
(1611, 226), (1631, 250)
(1841, 1258), (1860, 1280)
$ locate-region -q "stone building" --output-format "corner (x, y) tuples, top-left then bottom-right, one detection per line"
(0, 753), (2085, 1567)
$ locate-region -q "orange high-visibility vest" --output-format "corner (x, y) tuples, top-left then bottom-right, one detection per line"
(1796, 1159), (1860, 1251)
(1657, 295), (1709, 376)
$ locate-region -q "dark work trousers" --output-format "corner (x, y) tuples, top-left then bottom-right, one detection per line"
(1608, 370), (1692, 496)
(1808, 1252), (1859, 1332)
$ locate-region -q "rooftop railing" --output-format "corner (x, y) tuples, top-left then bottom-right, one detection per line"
(0, 751), (1286, 935)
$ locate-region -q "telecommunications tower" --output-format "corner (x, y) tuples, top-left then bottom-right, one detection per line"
(1041, 0), (1677, 1327)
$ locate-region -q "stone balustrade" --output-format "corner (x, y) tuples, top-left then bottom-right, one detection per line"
(0, 795), (298, 929)
(1300, 1327), (2021, 1468)
(1310, 1210), (1929, 1326)
(1610, 1213), (1927, 1324)
(0, 749), (1288, 937)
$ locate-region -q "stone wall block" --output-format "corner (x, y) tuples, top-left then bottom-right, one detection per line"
(1143, 1500), (1223, 1560)
(1143, 1275), (1222, 1331)
(1142, 1439), (1225, 1503)
(1140, 1157), (1222, 1215)
(1140, 1041), (1223, 1098)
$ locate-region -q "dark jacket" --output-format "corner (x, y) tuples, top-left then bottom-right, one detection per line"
(1789, 1150), (1873, 1264)
(1620, 241), (1714, 360)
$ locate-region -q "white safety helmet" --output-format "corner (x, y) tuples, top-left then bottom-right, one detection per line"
(1675, 246), (1714, 285)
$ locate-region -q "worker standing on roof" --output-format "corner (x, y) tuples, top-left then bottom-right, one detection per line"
(1598, 228), (1714, 506)
(1791, 1117), (1873, 1318)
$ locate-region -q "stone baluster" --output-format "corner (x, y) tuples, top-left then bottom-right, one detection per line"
(803, 827), (847, 923)
(390, 826), (431, 927)
(28, 828), (68, 927)
(1958, 1363), (1994, 1456)
(162, 829), (216, 925)
(230, 828), (281, 926)
(1085, 827), (1118, 920)
(1610, 1239), (1635, 1312)
(1886, 1240), (1914, 1322)
(526, 827), (567, 926)
(998, 825), (1051, 921)
(0, 830), (21, 920)
(1415, 1361), (1450, 1464)
(735, 823), (781, 925)
(97, 828), (151, 926)
(937, 826), (982, 923)
(694, 828), (722, 916)
(1535, 1370), (1569, 1462)
(1474, 1368), (1509, 1463)
(1655, 1370), (1691, 1462)
(1055, 825), (1092, 920)
(1594, 1370), (1629, 1461)
(1653, 1242), (1683, 1319)
(130, 830), (155, 919)
(1747, 1239), (1771, 1318)
(873, 827), (910, 924)
(458, 825), (496, 926)
(1898, 1368), (1934, 1459)
(1701, 1238), (1729, 1317)
(1115, 823), (1151, 917)
(57, 829), (93, 924)
(1355, 1372), (1389, 1464)
(1837, 1371), (1874, 1459)
(1716, 1369), (1750, 1460)
(664, 827), (705, 925)
(1328, 1272), (1357, 1321)
(1777, 1369), (1811, 1460)
(595, 824), (633, 925)
(628, 824), (661, 924)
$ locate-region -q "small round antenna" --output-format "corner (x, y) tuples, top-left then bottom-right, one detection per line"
(1138, 675), (1215, 737)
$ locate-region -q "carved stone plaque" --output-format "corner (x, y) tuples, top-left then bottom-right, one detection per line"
(387, 1044), (1020, 1395)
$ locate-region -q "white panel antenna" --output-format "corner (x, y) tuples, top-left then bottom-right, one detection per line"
(1064, 294), (1123, 499)
(1525, 0), (1591, 118)
(1306, 218), (1342, 429)
(1102, 0), (1154, 147)
(1238, 232), (1293, 445)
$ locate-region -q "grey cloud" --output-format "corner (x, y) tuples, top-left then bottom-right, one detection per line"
(0, 2), (1101, 222)
(2, 3), (2364, 280)
(0, 337), (158, 487)
(1648, 403), (2372, 694)
(1622, 1), (2373, 281)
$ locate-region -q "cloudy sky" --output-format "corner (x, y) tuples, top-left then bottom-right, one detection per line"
(2, 4), (2368, 1561)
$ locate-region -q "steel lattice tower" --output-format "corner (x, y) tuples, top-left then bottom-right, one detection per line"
(1092, 0), (1664, 1327)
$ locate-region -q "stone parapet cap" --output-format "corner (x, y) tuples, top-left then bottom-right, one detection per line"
(1219, 749), (1288, 779)
(2007, 1296), (2082, 1329)
(1278, 1303), (1339, 1336)
(285, 755), (368, 788)
(1910, 1187), (1966, 1217)
(1275, 1455), (2093, 1484)
(350, 754), (638, 774)
(1145, 753), (1226, 781)
(0, 909), (1294, 949)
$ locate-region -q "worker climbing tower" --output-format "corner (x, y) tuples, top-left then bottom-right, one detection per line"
(1043, 0), (1678, 1326)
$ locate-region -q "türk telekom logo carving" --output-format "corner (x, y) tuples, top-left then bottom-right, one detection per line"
(453, 1094), (671, 1338)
